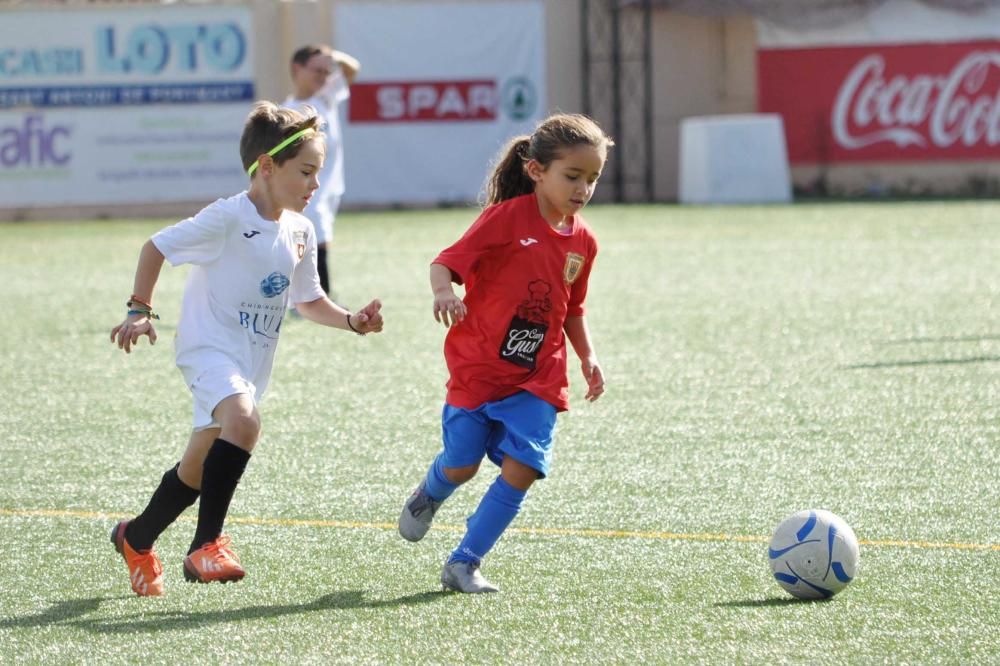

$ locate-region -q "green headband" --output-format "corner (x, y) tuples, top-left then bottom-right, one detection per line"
(247, 128), (316, 177)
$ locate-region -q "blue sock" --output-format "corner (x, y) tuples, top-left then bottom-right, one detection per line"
(423, 454), (459, 502)
(449, 476), (527, 564)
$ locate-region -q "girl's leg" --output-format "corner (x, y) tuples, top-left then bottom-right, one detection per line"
(448, 457), (534, 565)
(398, 405), (492, 542)
(442, 392), (555, 593)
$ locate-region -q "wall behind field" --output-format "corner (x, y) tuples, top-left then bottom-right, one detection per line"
(4, 0), (997, 220)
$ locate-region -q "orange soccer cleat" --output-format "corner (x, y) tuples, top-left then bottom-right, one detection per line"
(183, 536), (246, 584)
(110, 520), (164, 597)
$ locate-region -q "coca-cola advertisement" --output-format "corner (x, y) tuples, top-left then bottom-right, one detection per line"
(758, 41), (1000, 163)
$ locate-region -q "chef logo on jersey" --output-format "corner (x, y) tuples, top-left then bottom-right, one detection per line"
(293, 230), (306, 259)
(564, 253), (585, 284)
(260, 271), (290, 298)
(499, 281), (552, 369)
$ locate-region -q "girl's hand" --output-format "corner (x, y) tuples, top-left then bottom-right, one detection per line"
(110, 314), (158, 354)
(582, 358), (605, 402)
(433, 291), (467, 327)
(349, 299), (384, 334)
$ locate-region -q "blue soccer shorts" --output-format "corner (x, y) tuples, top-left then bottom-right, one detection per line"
(440, 391), (558, 479)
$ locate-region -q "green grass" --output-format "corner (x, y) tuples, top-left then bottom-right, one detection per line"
(1, 202), (998, 663)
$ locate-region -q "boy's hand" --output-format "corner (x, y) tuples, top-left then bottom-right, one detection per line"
(110, 315), (157, 354)
(582, 358), (605, 402)
(433, 291), (466, 327)
(350, 299), (384, 334)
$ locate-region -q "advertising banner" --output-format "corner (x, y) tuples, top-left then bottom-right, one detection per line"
(756, 0), (1000, 164)
(0, 6), (254, 208)
(334, 1), (546, 205)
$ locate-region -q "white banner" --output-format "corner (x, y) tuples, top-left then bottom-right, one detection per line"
(0, 6), (254, 208)
(334, 1), (546, 205)
(757, 0), (1000, 48)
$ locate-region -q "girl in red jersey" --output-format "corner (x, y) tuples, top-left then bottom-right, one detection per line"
(398, 113), (613, 593)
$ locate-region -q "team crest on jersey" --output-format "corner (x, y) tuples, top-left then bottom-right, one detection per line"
(563, 253), (585, 284)
(293, 231), (306, 259)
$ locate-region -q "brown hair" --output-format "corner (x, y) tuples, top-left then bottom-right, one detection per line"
(483, 113), (614, 206)
(239, 101), (321, 175)
(291, 45), (328, 68)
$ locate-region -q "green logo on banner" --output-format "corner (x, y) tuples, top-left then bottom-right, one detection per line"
(502, 77), (537, 121)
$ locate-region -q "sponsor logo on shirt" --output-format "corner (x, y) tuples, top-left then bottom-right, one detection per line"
(259, 271), (290, 298)
(243, 230), (261, 239)
(520, 237), (538, 246)
(499, 281), (551, 369)
(239, 302), (283, 341)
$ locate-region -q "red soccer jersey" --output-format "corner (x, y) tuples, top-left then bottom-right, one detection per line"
(433, 193), (598, 412)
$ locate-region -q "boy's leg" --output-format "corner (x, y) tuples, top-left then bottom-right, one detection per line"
(125, 458), (203, 551)
(124, 425), (211, 551)
(317, 244), (330, 295)
(184, 394), (257, 583)
(110, 429), (212, 597)
(189, 393), (257, 551)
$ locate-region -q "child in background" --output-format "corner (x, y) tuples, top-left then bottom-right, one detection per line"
(398, 113), (612, 593)
(109, 101), (383, 597)
(283, 44), (360, 296)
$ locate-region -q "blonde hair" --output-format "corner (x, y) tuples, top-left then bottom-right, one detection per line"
(483, 113), (614, 206)
(239, 101), (321, 175)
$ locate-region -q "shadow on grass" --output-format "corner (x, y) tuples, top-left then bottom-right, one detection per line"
(0, 596), (128, 629)
(714, 597), (821, 608)
(841, 355), (1000, 370)
(2, 590), (447, 634)
(880, 334), (1000, 345)
(72, 589), (448, 634)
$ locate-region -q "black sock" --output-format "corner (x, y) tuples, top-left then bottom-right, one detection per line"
(317, 246), (330, 294)
(189, 438), (251, 553)
(125, 464), (199, 552)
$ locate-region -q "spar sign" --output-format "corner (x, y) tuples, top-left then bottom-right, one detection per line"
(335, 1), (545, 205)
(349, 78), (536, 122)
(759, 41), (1000, 162)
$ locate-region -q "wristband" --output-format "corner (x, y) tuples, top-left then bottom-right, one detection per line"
(129, 295), (153, 310)
(127, 308), (160, 320)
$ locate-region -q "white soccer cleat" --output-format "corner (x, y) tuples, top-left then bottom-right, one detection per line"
(440, 560), (499, 594)
(398, 480), (443, 542)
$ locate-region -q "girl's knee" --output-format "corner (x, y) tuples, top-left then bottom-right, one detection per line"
(444, 462), (480, 485)
(501, 458), (539, 491)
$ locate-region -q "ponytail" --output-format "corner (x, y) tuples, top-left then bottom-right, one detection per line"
(480, 113), (614, 208)
(482, 136), (535, 206)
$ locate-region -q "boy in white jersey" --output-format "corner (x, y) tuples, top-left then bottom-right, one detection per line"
(108, 101), (383, 597)
(283, 44), (360, 295)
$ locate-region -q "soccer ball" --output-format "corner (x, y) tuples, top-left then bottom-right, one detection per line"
(768, 509), (860, 600)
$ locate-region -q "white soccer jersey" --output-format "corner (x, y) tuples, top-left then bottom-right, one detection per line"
(284, 66), (350, 199)
(152, 191), (325, 402)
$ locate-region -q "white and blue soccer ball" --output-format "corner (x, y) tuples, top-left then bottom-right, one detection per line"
(768, 509), (860, 600)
